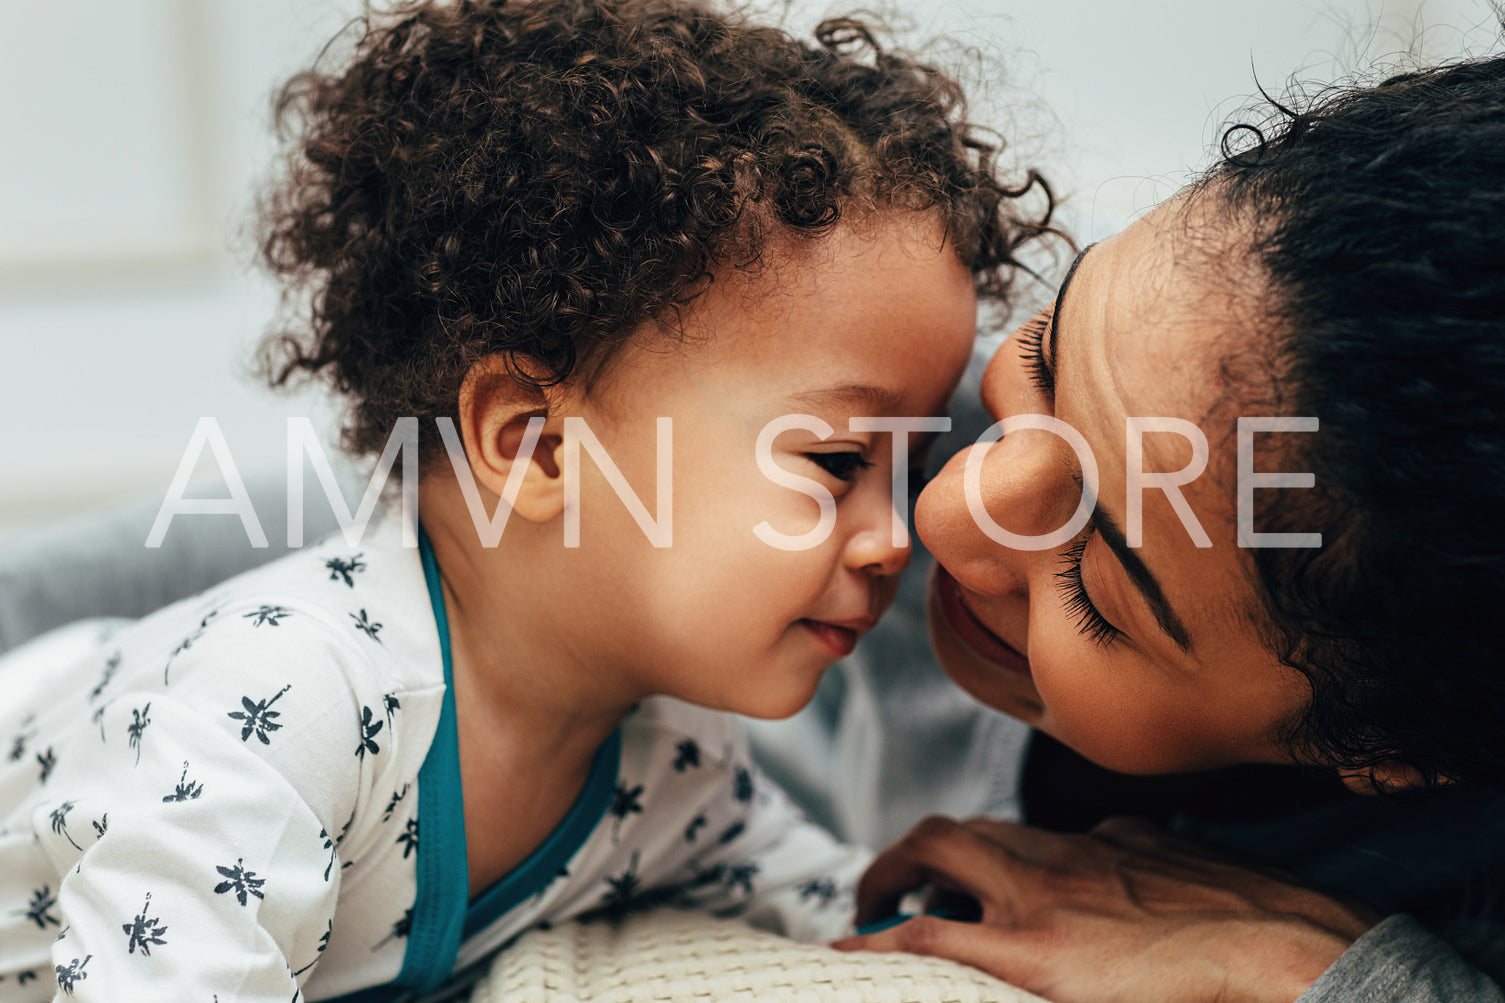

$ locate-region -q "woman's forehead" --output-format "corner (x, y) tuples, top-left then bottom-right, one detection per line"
(1072, 206), (1255, 427)
(1061, 207), (1273, 618)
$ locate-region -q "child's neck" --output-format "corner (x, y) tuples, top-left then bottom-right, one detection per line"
(421, 510), (638, 764)
(420, 493), (643, 896)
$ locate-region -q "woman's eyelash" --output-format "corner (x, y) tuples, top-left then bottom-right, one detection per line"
(1015, 315), (1055, 396)
(1055, 534), (1121, 647)
(805, 451), (874, 482)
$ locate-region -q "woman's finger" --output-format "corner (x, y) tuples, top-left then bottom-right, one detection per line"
(854, 815), (1031, 924)
(843, 814), (1383, 1003)
(831, 914), (1051, 992)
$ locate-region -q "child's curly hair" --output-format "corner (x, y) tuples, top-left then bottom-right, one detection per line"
(259, 0), (1055, 465)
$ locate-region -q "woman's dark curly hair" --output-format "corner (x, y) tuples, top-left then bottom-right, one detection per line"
(1197, 54), (1505, 787)
(258, 0), (1055, 466)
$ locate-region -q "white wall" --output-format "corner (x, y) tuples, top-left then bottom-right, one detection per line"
(0, 0), (1497, 540)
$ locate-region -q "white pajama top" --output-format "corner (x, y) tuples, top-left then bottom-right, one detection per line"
(0, 515), (867, 1001)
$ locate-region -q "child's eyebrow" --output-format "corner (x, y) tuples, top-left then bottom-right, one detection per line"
(785, 383), (907, 415)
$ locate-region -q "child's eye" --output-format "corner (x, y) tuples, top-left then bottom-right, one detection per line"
(805, 451), (874, 482)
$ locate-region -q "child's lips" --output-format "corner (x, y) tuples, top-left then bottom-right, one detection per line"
(798, 616), (873, 657)
(931, 565), (1032, 677)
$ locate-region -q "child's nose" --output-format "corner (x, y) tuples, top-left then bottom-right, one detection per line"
(843, 502), (913, 577)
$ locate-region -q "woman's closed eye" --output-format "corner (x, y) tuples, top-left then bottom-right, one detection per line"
(805, 450), (874, 482)
(1055, 528), (1122, 647)
(1015, 313), (1054, 397)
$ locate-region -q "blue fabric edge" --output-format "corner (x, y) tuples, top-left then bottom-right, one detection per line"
(400, 527), (470, 992)
(322, 528), (465, 1003)
(463, 727), (622, 938)
(325, 527), (623, 1002)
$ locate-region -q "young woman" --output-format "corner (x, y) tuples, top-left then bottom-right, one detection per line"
(837, 54), (1505, 1003)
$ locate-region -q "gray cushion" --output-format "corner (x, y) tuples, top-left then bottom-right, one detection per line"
(0, 473), (349, 654)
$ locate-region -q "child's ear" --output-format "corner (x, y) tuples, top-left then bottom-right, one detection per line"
(455, 355), (570, 523)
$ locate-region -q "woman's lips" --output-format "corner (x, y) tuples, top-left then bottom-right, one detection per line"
(932, 565), (1032, 677)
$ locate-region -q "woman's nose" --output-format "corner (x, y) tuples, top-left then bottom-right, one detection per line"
(967, 428), (1091, 546)
(915, 432), (1081, 594)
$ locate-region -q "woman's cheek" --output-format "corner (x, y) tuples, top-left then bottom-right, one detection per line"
(1029, 634), (1185, 774)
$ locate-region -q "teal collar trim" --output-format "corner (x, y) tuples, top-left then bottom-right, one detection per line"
(464, 726), (620, 938)
(398, 527), (470, 993)
(366, 527), (622, 997)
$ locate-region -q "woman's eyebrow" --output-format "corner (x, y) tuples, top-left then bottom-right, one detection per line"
(1069, 467), (1194, 653)
(1093, 507), (1194, 653)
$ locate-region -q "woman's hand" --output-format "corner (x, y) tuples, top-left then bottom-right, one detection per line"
(831, 815), (1382, 1003)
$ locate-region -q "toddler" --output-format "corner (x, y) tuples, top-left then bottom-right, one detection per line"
(0, 0), (1048, 998)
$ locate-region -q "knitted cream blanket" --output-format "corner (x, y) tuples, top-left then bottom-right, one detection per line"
(470, 909), (1047, 1003)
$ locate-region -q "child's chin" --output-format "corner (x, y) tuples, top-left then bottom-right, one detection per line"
(728, 677), (826, 721)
